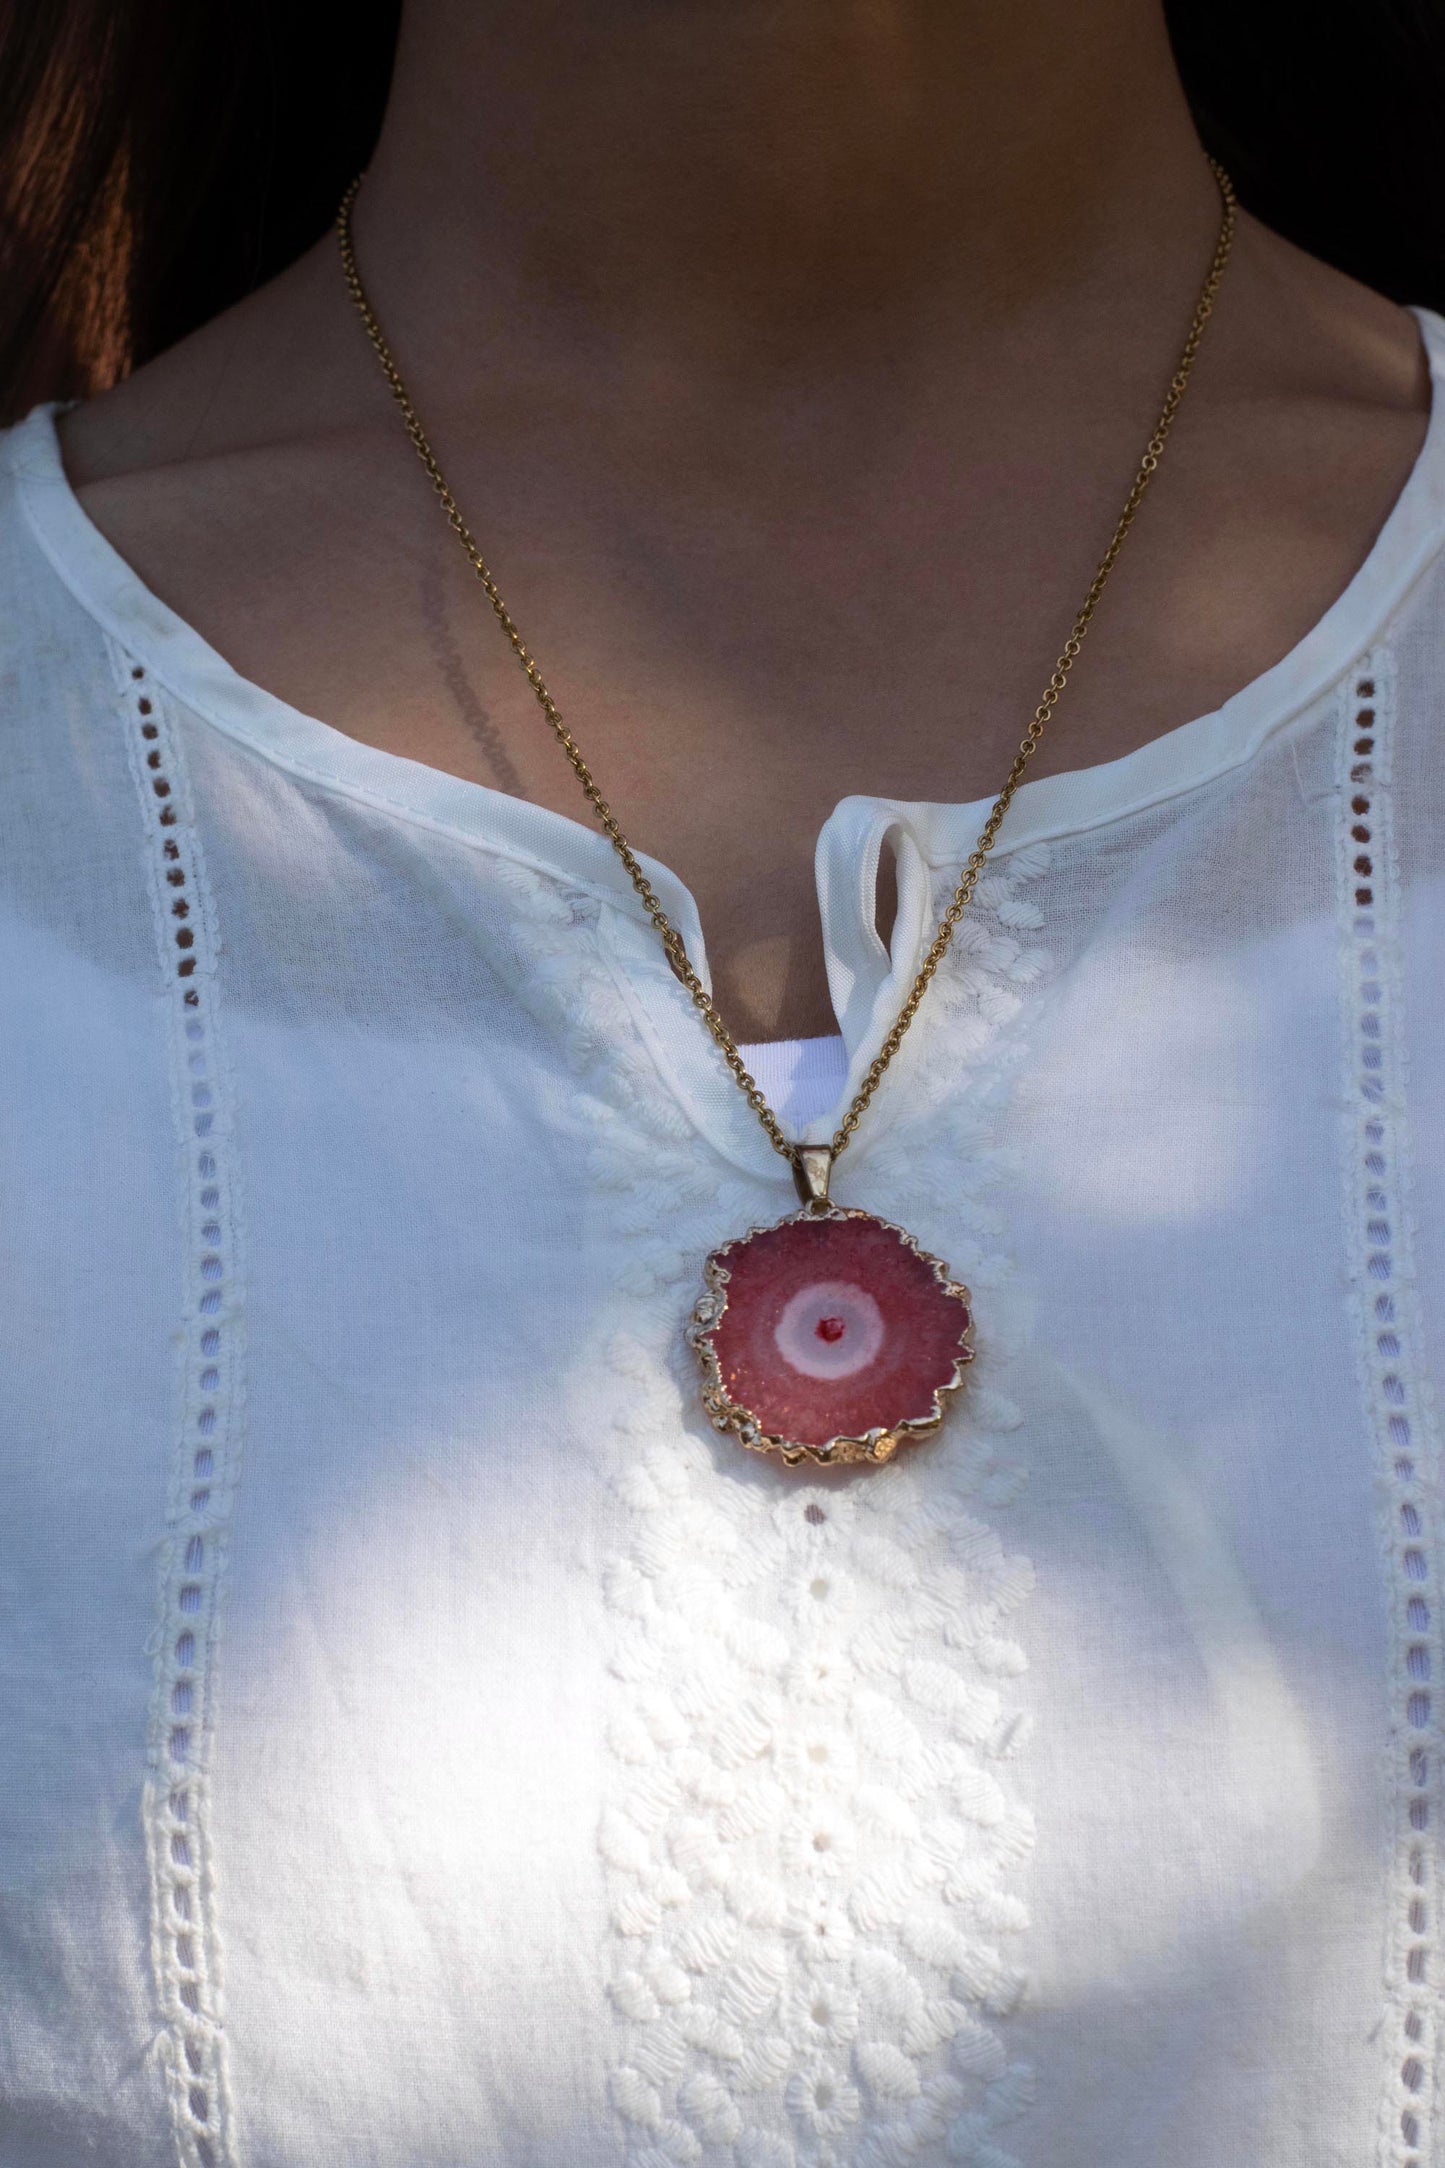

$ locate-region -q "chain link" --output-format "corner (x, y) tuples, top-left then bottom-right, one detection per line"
(337, 164), (1235, 1173)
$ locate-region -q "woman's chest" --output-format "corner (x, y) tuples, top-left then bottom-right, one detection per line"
(1, 918), (1414, 2168)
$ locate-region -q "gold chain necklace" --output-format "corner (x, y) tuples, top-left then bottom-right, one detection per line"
(337, 164), (1236, 1468)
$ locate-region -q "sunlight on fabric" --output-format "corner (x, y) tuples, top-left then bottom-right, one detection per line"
(1021, 943), (1283, 1225)
(1062, 1366), (1327, 1899)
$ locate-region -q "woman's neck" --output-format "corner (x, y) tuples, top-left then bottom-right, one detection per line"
(60, 0), (1427, 1037)
(358, 0), (1220, 420)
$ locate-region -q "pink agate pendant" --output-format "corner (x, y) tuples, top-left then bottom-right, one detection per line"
(688, 1148), (974, 1469)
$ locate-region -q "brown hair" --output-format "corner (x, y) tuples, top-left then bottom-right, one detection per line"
(1, 0), (1442, 423)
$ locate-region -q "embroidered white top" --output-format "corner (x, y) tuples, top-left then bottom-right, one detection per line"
(1, 324), (1443, 2168)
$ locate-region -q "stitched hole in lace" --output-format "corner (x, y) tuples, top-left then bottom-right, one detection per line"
(804, 1503), (827, 1525)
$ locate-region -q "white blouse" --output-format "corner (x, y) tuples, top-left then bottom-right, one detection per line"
(0, 322), (1442, 2168)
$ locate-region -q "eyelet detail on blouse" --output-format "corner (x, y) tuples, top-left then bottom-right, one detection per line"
(118, 650), (242, 2168)
(1340, 656), (1442, 2167)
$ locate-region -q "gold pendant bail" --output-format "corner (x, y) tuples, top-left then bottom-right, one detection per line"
(791, 1143), (836, 1211)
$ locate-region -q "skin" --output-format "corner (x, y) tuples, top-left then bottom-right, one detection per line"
(62, 0), (1428, 1037)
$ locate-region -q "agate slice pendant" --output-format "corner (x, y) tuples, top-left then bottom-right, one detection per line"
(688, 1147), (974, 1469)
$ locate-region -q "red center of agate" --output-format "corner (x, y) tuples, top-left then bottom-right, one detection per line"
(775, 1278), (885, 1380)
(704, 1213), (970, 1449)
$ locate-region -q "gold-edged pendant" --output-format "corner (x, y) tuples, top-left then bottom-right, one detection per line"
(687, 1149), (974, 1469)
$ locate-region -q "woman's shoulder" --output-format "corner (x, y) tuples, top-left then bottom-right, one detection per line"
(55, 234), (376, 594)
(0, 405), (117, 683)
